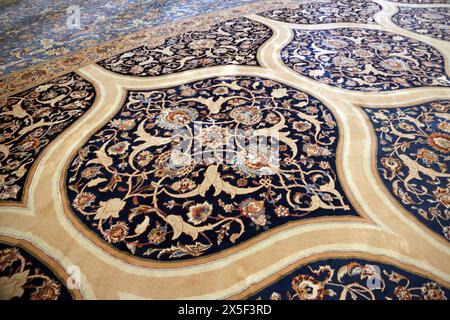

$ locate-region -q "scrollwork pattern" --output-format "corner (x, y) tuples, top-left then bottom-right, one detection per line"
(392, 7), (450, 42)
(98, 18), (272, 77)
(0, 241), (73, 300)
(64, 76), (357, 261)
(364, 101), (450, 240)
(282, 28), (450, 91)
(249, 258), (449, 300)
(259, 0), (381, 25)
(0, 72), (95, 203)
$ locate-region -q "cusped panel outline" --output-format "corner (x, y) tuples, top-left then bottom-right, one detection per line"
(60, 75), (367, 268)
(0, 72), (96, 207)
(97, 17), (273, 77)
(243, 255), (449, 300)
(259, 0), (382, 25)
(0, 235), (83, 300)
(281, 28), (450, 92)
(363, 100), (450, 242)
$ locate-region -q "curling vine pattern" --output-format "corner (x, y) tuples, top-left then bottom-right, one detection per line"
(0, 72), (95, 203)
(98, 17), (272, 77)
(249, 258), (449, 300)
(65, 76), (357, 261)
(364, 101), (450, 241)
(282, 28), (450, 91)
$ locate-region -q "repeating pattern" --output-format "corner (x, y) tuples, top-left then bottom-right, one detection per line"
(0, 241), (73, 300)
(0, 0), (449, 300)
(0, 72), (95, 203)
(259, 0), (382, 25)
(248, 258), (449, 300)
(0, 0), (264, 76)
(98, 18), (272, 76)
(364, 101), (450, 241)
(392, 7), (450, 42)
(64, 76), (357, 261)
(282, 28), (450, 91)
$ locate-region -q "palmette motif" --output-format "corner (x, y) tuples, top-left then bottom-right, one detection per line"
(364, 101), (450, 241)
(248, 258), (449, 300)
(0, 72), (95, 204)
(259, 0), (381, 24)
(0, 241), (73, 300)
(98, 17), (272, 77)
(282, 28), (450, 91)
(392, 7), (450, 42)
(64, 76), (358, 261)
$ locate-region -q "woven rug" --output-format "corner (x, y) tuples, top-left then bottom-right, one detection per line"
(0, 0), (449, 300)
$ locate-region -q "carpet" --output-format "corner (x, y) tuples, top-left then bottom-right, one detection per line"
(0, 0), (449, 300)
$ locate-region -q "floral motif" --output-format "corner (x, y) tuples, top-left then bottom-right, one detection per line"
(0, 72), (95, 204)
(98, 17), (272, 76)
(249, 258), (449, 300)
(64, 76), (357, 261)
(259, 0), (381, 24)
(0, 0), (301, 100)
(364, 101), (450, 240)
(0, 241), (72, 300)
(392, 7), (450, 42)
(0, 0), (270, 77)
(282, 28), (450, 91)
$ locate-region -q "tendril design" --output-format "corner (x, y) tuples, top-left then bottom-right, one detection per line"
(259, 0), (381, 25)
(64, 76), (357, 261)
(0, 72), (95, 203)
(98, 17), (272, 77)
(0, 241), (73, 300)
(364, 101), (450, 240)
(282, 28), (450, 91)
(249, 258), (449, 300)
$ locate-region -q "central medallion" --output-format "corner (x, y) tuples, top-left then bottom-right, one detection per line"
(63, 76), (359, 264)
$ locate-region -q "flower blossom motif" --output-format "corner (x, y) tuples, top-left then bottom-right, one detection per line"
(73, 192), (96, 211)
(148, 222), (167, 245)
(187, 202), (213, 225)
(230, 106), (262, 126)
(293, 121), (312, 132)
(275, 206), (289, 217)
(30, 281), (61, 300)
(433, 187), (450, 208)
(291, 274), (327, 300)
(240, 198), (267, 227)
(421, 282), (447, 300)
(171, 178), (197, 193)
(104, 221), (129, 243)
(156, 107), (198, 130)
(108, 141), (130, 155)
(394, 286), (412, 300)
(110, 119), (136, 131)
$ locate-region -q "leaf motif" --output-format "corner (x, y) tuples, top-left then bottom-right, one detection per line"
(87, 148), (113, 168)
(86, 178), (107, 188)
(134, 216), (150, 236)
(129, 205), (152, 221)
(0, 144), (10, 160)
